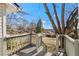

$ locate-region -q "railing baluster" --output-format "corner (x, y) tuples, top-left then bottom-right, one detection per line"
(21, 36), (22, 47)
(6, 33), (32, 55)
(10, 38), (12, 54)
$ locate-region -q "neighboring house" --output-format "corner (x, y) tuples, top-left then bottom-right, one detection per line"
(43, 29), (55, 37)
(43, 29), (54, 33)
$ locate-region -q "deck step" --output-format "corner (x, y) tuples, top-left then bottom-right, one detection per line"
(32, 46), (45, 56)
(59, 52), (64, 56)
(12, 45), (37, 56)
(45, 52), (52, 56)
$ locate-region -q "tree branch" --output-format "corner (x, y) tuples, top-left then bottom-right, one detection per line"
(61, 3), (65, 34)
(43, 3), (58, 34)
(52, 3), (62, 34)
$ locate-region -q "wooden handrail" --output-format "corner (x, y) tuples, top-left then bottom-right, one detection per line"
(6, 33), (32, 55)
(41, 40), (47, 53)
(64, 35), (75, 43)
(6, 33), (30, 39)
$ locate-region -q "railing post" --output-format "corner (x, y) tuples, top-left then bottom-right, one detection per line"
(30, 33), (32, 45)
(36, 34), (40, 51)
(36, 33), (42, 51)
(56, 34), (60, 54)
(36, 34), (39, 50)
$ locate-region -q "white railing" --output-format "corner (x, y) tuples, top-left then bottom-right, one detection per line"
(36, 34), (47, 54)
(64, 35), (79, 56)
(2, 33), (47, 56)
(4, 33), (31, 55)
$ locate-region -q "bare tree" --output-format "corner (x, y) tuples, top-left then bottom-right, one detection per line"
(52, 4), (62, 34)
(43, 3), (78, 48)
(6, 12), (30, 34)
(43, 4), (58, 34)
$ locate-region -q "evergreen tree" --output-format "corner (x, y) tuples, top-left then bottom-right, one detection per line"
(36, 19), (42, 33)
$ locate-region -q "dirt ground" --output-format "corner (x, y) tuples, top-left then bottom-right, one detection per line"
(31, 35), (57, 52)
(42, 37), (56, 52)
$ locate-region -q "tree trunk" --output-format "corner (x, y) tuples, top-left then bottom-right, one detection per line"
(52, 4), (62, 34)
(61, 3), (65, 34)
(43, 3), (58, 34)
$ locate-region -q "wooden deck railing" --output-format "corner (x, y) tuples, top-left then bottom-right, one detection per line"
(36, 34), (47, 54)
(3, 33), (47, 55)
(5, 33), (31, 55)
(64, 35), (79, 56)
(41, 40), (47, 53)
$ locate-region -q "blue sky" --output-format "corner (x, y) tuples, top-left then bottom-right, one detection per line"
(18, 3), (77, 29)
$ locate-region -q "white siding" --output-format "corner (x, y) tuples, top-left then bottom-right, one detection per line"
(0, 17), (3, 55)
(3, 16), (6, 37)
(0, 17), (2, 38)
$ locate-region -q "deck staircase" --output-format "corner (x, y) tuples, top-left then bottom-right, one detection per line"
(12, 44), (66, 56)
(12, 44), (37, 56)
(12, 44), (51, 56)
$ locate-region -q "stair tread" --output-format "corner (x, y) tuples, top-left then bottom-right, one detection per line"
(32, 46), (43, 56)
(59, 52), (64, 56)
(12, 45), (37, 56)
(45, 52), (52, 56)
(20, 46), (36, 54)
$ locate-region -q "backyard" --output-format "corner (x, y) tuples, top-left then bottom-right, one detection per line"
(0, 3), (79, 56)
